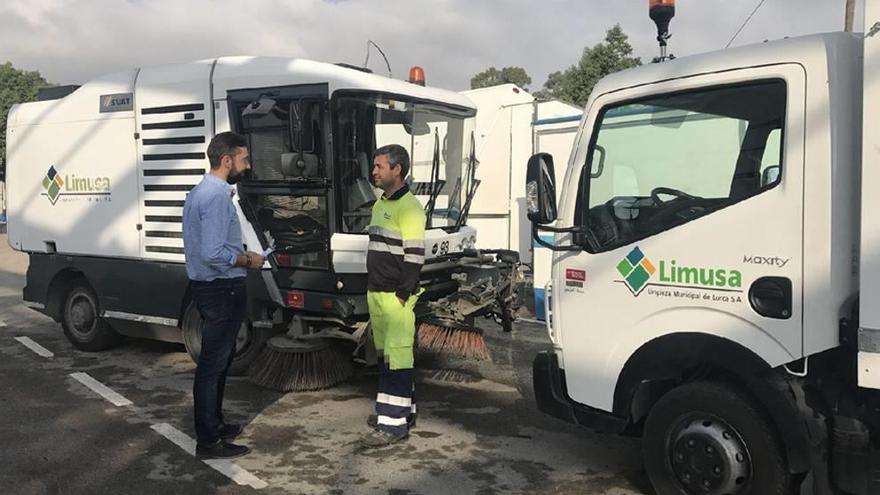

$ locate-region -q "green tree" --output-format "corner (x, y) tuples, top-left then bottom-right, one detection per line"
(470, 66), (532, 90)
(0, 62), (50, 170)
(536, 25), (641, 106)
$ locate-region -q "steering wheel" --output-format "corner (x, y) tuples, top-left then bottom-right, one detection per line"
(651, 187), (698, 206)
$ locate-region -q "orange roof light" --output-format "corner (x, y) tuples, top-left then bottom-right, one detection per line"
(408, 66), (426, 86)
(649, 0), (675, 37)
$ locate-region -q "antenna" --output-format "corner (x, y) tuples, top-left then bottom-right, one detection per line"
(726, 0), (767, 49)
(363, 40), (392, 78)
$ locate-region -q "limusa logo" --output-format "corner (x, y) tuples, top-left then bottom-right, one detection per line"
(617, 247), (656, 295)
(42, 166), (64, 204)
(41, 165), (112, 205)
(617, 246), (743, 296)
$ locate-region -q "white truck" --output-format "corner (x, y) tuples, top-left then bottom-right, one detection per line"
(5, 57), (520, 375)
(527, 3), (880, 494)
(460, 84), (581, 264)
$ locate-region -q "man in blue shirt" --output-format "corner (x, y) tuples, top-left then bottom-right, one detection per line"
(183, 131), (264, 459)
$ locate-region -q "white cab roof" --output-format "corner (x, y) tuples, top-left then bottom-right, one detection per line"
(592, 32), (859, 102)
(212, 56), (475, 111)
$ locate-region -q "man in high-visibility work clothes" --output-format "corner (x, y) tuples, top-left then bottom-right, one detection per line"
(359, 144), (425, 448)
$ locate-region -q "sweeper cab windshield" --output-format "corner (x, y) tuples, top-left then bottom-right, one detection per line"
(230, 91), (476, 269)
(332, 94), (476, 234)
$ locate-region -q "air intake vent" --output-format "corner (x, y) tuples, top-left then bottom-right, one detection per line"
(37, 85), (81, 101)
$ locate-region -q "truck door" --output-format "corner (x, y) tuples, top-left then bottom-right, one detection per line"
(134, 61), (215, 262)
(552, 65), (806, 412)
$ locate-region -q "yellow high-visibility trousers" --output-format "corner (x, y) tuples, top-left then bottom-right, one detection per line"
(368, 290), (420, 370)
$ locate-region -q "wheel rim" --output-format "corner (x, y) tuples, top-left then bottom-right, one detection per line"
(68, 293), (97, 338)
(668, 415), (751, 495)
(234, 323), (252, 355)
(192, 319), (253, 358)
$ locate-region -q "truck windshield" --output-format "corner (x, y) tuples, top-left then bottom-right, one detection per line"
(581, 80), (785, 252)
(332, 94), (475, 233)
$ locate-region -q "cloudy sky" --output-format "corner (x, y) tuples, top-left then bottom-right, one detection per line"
(1, 0), (864, 92)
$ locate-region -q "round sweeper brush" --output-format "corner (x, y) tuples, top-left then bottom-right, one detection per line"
(247, 336), (353, 392)
(416, 320), (490, 361)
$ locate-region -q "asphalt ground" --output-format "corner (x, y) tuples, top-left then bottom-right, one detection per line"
(0, 236), (651, 495)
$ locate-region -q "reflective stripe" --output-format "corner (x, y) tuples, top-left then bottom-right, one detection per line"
(369, 226), (403, 240)
(377, 415), (408, 426)
(370, 233), (403, 246)
(403, 239), (424, 249)
(404, 254), (425, 264)
(369, 241), (405, 256)
(377, 393), (412, 408)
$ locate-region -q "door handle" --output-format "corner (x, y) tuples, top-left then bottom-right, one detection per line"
(748, 276), (792, 319)
(544, 282), (555, 344)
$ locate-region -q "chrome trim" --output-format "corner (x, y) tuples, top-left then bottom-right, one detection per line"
(103, 310), (178, 327)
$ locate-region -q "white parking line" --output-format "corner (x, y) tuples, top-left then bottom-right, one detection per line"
(0, 320), (7, 327)
(151, 423), (267, 490)
(14, 336), (54, 358)
(69, 372), (133, 407)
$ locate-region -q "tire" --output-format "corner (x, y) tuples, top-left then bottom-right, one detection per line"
(181, 302), (269, 376)
(643, 381), (792, 495)
(61, 284), (121, 351)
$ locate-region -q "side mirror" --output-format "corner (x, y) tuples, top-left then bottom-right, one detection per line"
(761, 165), (780, 187)
(242, 95), (278, 119)
(526, 153), (558, 224)
(404, 112), (432, 136)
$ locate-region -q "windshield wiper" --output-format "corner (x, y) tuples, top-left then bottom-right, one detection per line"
(455, 132), (480, 229)
(424, 129), (444, 228)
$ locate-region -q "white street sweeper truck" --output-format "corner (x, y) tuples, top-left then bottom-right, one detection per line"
(526, 0), (880, 493)
(5, 57), (521, 389)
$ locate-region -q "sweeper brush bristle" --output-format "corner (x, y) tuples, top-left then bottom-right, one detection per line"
(247, 336), (353, 392)
(417, 323), (490, 361)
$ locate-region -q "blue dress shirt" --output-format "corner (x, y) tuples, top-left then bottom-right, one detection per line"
(182, 174), (247, 281)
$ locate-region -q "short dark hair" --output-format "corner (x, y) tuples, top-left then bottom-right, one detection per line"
(373, 144), (410, 179)
(207, 131), (248, 169)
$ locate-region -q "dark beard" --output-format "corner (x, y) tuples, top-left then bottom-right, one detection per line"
(227, 169), (250, 185)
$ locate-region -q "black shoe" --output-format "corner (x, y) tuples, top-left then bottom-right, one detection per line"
(196, 440), (251, 459)
(356, 429), (409, 449)
(366, 414), (417, 430)
(219, 423), (243, 440)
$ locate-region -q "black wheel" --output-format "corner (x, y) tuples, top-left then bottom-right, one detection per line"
(61, 284), (121, 351)
(643, 381), (791, 495)
(181, 302), (270, 376)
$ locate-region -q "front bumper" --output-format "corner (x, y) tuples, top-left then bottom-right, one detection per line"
(532, 350), (628, 434)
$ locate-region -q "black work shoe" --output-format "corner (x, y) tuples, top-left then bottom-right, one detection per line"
(357, 429), (409, 449)
(196, 440), (251, 459)
(219, 423), (243, 440)
(366, 414), (417, 430)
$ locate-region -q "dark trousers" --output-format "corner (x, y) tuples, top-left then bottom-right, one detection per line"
(375, 361), (416, 436)
(191, 277), (246, 446)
